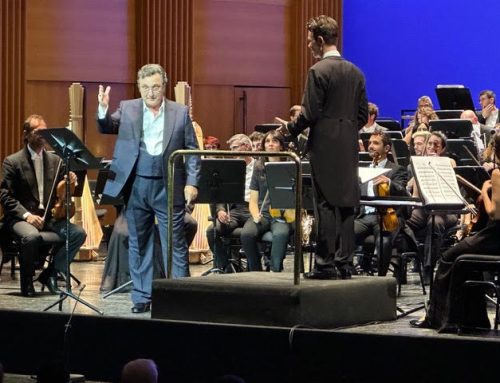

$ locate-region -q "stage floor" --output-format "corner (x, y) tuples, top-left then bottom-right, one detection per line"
(0, 253), (498, 341)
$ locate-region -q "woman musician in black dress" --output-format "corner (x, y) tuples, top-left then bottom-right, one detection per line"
(411, 133), (500, 332)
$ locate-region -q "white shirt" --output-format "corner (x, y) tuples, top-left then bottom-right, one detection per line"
(98, 99), (166, 155)
(27, 145), (44, 209)
(365, 158), (388, 215)
(471, 122), (485, 153)
(323, 49), (341, 58)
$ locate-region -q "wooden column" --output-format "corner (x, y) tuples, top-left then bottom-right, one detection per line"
(0, 0), (25, 163)
(136, 0), (194, 99)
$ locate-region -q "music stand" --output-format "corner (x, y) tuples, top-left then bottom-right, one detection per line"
(264, 162), (314, 210)
(39, 128), (103, 315)
(435, 110), (464, 120)
(197, 158), (246, 275)
(429, 119), (473, 138)
(435, 86), (475, 110)
(391, 139), (411, 167)
(254, 124), (282, 133)
(376, 119), (401, 131)
(454, 166), (490, 190)
(446, 139), (480, 166)
(94, 161), (124, 206)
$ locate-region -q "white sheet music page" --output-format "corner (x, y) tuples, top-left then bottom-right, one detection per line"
(358, 167), (391, 184)
(411, 156), (463, 208)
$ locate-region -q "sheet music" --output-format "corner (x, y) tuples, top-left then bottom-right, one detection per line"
(358, 167), (391, 184)
(411, 156), (463, 207)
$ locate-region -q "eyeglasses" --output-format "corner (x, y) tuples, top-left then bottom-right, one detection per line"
(230, 143), (246, 150)
(139, 85), (163, 95)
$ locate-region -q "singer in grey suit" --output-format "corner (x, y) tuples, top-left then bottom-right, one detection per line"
(97, 64), (200, 313)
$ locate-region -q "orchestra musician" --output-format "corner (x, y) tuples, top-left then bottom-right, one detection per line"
(355, 130), (408, 276)
(411, 133), (500, 331)
(97, 63), (201, 314)
(0, 115), (87, 296)
(240, 130), (293, 272)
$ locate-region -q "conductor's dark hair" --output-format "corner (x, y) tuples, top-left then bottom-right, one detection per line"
(307, 15), (339, 46)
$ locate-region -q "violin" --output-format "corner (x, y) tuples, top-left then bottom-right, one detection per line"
(51, 176), (76, 220)
(44, 159), (76, 221)
(373, 154), (399, 232)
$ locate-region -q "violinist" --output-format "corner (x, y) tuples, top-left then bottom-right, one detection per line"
(0, 115), (86, 297)
(354, 129), (408, 276)
(411, 133), (500, 331)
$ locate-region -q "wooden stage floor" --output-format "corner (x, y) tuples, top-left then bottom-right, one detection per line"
(1, 252), (498, 341)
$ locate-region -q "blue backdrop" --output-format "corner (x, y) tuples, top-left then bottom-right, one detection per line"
(343, 0), (500, 122)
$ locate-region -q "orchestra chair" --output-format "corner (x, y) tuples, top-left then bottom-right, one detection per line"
(455, 254), (500, 333)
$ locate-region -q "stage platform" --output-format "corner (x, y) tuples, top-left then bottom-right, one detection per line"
(1, 260), (500, 382)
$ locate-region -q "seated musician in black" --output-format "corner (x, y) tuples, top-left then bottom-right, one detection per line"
(240, 130), (293, 272)
(0, 115), (87, 296)
(205, 134), (255, 271)
(412, 133), (500, 331)
(355, 129), (408, 276)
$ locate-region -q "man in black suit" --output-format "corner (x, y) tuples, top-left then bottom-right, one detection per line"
(0, 115), (87, 296)
(355, 130), (408, 276)
(279, 15), (368, 279)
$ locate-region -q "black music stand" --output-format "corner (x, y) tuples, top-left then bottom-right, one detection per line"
(446, 139), (480, 166)
(430, 119), (473, 138)
(435, 110), (464, 120)
(265, 161), (310, 272)
(39, 128), (103, 315)
(265, 161), (313, 210)
(435, 86), (475, 110)
(254, 124), (282, 133)
(376, 119), (401, 131)
(391, 139), (411, 167)
(454, 166), (490, 190)
(197, 158), (246, 275)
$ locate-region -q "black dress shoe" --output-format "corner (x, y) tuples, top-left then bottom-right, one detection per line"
(304, 270), (337, 280)
(21, 281), (36, 297)
(38, 269), (60, 294)
(338, 267), (352, 280)
(409, 318), (432, 329)
(131, 303), (151, 314)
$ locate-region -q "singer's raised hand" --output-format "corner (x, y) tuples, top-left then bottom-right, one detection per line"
(98, 85), (111, 108)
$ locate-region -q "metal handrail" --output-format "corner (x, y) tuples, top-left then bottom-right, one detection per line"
(167, 149), (303, 285)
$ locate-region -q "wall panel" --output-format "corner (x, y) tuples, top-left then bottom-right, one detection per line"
(0, 0), (25, 163)
(136, 0), (193, 100)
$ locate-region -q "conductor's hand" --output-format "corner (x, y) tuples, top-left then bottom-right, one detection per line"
(26, 214), (44, 230)
(98, 85), (111, 109)
(217, 210), (230, 224)
(184, 185), (198, 205)
(275, 117), (291, 137)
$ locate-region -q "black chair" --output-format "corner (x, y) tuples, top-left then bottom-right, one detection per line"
(454, 254), (500, 333)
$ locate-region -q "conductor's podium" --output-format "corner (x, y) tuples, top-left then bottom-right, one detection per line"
(151, 273), (396, 328)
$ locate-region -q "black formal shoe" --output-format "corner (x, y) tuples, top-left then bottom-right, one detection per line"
(131, 303), (151, 314)
(304, 270), (337, 280)
(338, 267), (352, 280)
(409, 318), (432, 329)
(21, 280), (36, 297)
(38, 269), (61, 294)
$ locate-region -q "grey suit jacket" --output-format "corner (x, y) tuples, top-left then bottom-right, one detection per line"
(288, 56), (368, 207)
(0, 147), (62, 222)
(97, 98), (201, 206)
